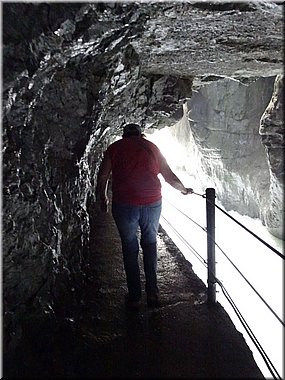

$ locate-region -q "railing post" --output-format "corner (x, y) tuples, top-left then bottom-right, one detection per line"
(206, 188), (216, 305)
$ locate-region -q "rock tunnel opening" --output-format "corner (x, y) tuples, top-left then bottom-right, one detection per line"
(2, 2), (283, 378)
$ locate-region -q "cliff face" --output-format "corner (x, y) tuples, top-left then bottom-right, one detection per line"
(2, 2), (283, 351)
(260, 75), (284, 238)
(170, 75), (283, 238)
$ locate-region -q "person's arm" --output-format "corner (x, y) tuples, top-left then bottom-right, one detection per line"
(97, 151), (112, 212)
(158, 153), (193, 195)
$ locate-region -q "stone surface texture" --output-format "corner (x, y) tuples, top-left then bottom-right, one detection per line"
(2, 1), (283, 362)
(259, 75), (284, 237)
(170, 75), (281, 230)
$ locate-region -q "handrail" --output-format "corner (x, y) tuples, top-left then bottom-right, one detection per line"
(163, 198), (206, 232)
(214, 237), (284, 327)
(163, 194), (284, 326)
(160, 214), (207, 267)
(216, 278), (282, 380)
(205, 198), (284, 260)
(193, 191), (284, 259)
(161, 190), (283, 379)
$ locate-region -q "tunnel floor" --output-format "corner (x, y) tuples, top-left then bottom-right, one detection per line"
(3, 202), (265, 379)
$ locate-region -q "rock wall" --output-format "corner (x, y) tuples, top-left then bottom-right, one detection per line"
(2, 2), (140, 351)
(171, 76), (284, 238)
(2, 2), (192, 352)
(259, 75), (284, 238)
(2, 1), (283, 352)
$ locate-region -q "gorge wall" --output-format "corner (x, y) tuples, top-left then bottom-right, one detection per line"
(2, 2), (283, 352)
(170, 75), (283, 238)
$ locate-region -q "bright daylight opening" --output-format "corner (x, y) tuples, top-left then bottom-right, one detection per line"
(145, 126), (284, 379)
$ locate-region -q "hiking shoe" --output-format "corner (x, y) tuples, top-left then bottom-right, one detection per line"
(147, 293), (160, 308)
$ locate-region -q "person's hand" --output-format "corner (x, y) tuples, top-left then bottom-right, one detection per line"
(181, 188), (193, 195)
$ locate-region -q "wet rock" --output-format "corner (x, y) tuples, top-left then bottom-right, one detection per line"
(132, 1), (283, 78)
(171, 76), (278, 227)
(260, 74), (284, 239)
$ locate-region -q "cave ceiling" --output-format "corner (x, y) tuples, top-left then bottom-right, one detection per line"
(132, 1), (284, 81)
(2, 1), (283, 86)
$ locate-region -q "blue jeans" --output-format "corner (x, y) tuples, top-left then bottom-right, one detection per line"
(112, 200), (162, 301)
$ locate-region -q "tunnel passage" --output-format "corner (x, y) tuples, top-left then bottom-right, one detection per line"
(3, 200), (265, 378)
(2, 2), (283, 375)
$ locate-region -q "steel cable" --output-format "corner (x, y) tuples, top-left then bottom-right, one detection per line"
(162, 208), (283, 379)
(205, 197), (284, 260)
(163, 195), (284, 327)
(160, 214), (207, 267)
(162, 208), (282, 379)
(161, 191), (283, 377)
(163, 197), (206, 232)
(213, 238), (284, 327)
(215, 278), (282, 380)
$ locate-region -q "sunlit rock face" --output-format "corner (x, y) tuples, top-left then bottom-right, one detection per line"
(2, 2), (283, 352)
(170, 76), (283, 238)
(259, 75), (284, 238)
(132, 1), (283, 78)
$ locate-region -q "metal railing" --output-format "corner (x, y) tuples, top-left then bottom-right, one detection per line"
(161, 188), (284, 379)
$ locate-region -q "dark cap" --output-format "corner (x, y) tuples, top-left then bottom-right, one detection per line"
(123, 123), (142, 137)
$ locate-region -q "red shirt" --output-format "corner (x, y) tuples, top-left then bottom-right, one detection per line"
(106, 136), (163, 205)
